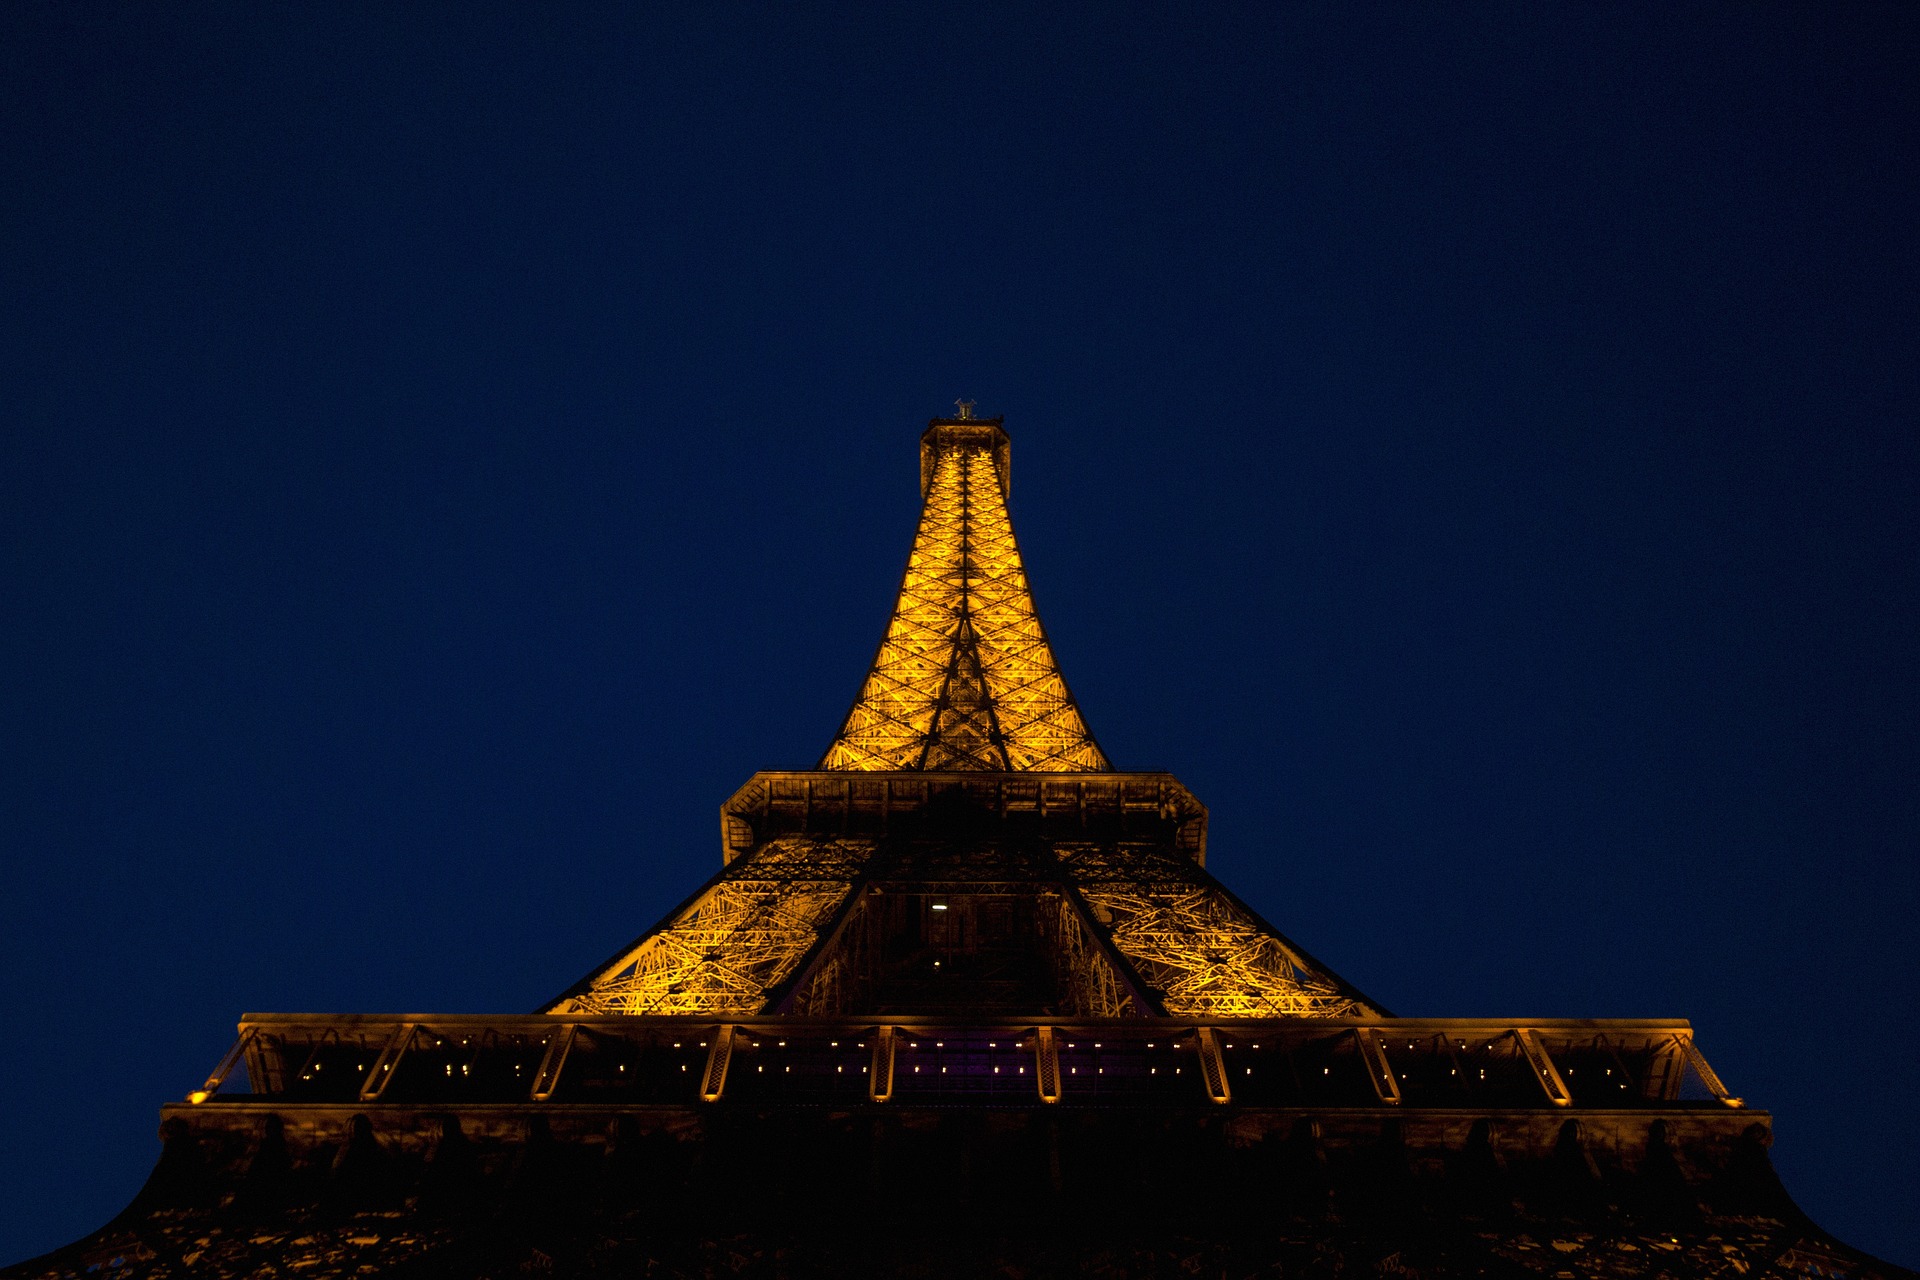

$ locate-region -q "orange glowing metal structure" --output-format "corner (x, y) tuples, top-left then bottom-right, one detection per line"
(547, 413), (1376, 1023)
(821, 417), (1107, 773)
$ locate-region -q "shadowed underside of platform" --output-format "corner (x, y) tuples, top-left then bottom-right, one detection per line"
(6, 1099), (1906, 1280)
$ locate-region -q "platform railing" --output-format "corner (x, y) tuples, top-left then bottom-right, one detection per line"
(186, 1015), (1744, 1112)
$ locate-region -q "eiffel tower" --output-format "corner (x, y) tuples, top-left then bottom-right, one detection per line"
(8, 409), (1904, 1279)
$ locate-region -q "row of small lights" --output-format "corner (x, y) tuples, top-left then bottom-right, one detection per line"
(291, 1034), (1631, 1093)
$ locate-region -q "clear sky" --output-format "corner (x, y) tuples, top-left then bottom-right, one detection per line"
(3, 3), (1916, 1268)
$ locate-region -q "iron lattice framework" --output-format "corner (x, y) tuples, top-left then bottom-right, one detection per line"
(550, 837), (868, 1016)
(550, 415), (1378, 1022)
(820, 417), (1108, 773)
(1056, 842), (1366, 1018)
(549, 824), (1375, 1020)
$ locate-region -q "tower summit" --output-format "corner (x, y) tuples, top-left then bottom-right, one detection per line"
(821, 413), (1106, 773)
(7, 410), (1905, 1280)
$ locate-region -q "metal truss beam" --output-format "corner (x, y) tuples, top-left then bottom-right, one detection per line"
(868, 1025), (897, 1102)
(186, 1029), (256, 1105)
(700, 1026), (735, 1103)
(358, 1023), (415, 1102)
(1357, 1028), (1403, 1105)
(1196, 1027), (1233, 1104)
(1677, 1033), (1745, 1108)
(528, 1024), (576, 1101)
(1516, 1029), (1574, 1107)
(1034, 1025), (1063, 1103)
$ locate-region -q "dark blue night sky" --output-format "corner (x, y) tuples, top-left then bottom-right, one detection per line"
(3, 4), (1916, 1268)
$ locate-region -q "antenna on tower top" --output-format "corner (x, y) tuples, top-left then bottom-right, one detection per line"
(954, 399), (976, 420)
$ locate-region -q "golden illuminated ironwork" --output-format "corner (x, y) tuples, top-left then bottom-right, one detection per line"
(1057, 842), (1374, 1019)
(820, 418), (1108, 773)
(549, 837), (867, 1016)
(1045, 893), (1135, 1017)
(551, 411), (1377, 1022)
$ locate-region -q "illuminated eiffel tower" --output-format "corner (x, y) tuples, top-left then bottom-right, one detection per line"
(6, 409), (1905, 1279)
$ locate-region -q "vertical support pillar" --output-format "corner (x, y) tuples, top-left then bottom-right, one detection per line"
(1034, 1026), (1063, 1104)
(868, 1025), (896, 1102)
(1515, 1029), (1573, 1107)
(701, 1025), (736, 1103)
(1355, 1028), (1402, 1105)
(359, 1023), (416, 1102)
(1196, 1027), (1233, 1104)
(188, 1028), (256, 1104)
(529, 1023), (577, 1101)
(1676, 1034), (1744, 1108)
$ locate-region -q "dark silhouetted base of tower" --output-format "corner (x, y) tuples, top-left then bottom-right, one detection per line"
(8, 1098), (1904, 1279)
